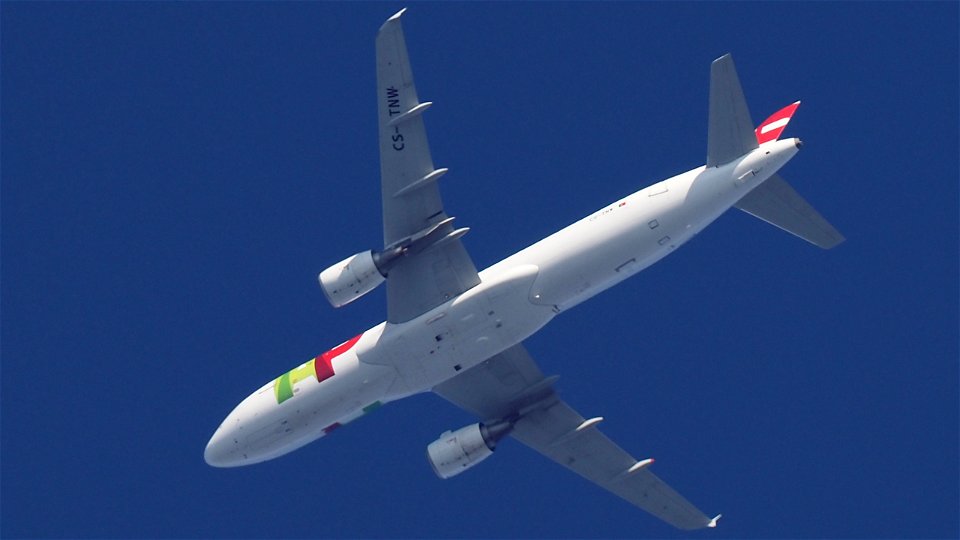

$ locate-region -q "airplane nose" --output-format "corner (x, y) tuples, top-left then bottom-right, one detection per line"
(204, 428), (239, 468)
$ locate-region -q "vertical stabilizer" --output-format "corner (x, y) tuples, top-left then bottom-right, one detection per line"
(706, 54), (758, 167)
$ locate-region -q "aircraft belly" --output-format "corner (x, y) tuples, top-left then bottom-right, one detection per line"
(523, 178), (684, 309)
(524, 165), (747, 311)
(365, 264), (554, 393)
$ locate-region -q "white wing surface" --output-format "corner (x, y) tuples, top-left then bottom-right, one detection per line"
(433, 344), (720, 530)
(376, 10), (480, 323)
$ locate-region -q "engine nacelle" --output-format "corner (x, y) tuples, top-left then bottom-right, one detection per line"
(426, 422), (512, 479)
(318, 251), (385, 308)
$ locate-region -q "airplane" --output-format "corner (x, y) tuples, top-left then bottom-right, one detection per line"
(204, 8), (843, 531)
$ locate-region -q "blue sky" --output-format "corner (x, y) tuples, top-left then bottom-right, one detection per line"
(2, 2), (957, 538)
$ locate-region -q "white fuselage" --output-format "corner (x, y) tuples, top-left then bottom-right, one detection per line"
(204, 138), (800, 467)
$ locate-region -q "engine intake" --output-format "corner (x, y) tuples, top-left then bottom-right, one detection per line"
(318, 251), (386, 308)
(426, 422), (512, 479)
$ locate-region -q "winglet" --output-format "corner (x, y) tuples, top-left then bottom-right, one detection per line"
(707, 514), (722, 528)
(755, 101), (800, 144)
(387, 7), (407, 22)
(379, 7), (407, 32)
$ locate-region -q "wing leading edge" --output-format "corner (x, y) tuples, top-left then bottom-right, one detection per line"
(376, 9), (480, 323)
(433, 344), (720, 530)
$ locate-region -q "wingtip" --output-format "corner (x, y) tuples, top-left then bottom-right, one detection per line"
(388, 7), (407, 22)
(378, 7), (407, 33)
(707, 514), (722, 528)
(712, 52), (733, 65)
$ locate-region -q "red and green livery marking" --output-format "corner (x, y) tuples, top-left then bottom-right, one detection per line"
(322, 401), (382, 435)
(273, 334), (362, 404)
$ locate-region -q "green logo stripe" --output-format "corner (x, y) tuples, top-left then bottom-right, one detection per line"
(275, 372), (294, 404)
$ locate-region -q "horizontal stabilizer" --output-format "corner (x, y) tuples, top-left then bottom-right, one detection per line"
(736, 174), (845, 249)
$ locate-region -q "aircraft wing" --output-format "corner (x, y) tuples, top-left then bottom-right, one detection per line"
(433, 344), (720, 530)
(376, 9), (480, 323)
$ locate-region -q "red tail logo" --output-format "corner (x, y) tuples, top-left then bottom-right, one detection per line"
(755, 101), (800, 144)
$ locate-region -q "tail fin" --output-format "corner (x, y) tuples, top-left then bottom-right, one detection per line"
(735, 174), (845, 249)
(739, 103), (845, 248)
(756, 101), (801, 144)
(706, 54), (758, 167)
(707, 55), (844, 248)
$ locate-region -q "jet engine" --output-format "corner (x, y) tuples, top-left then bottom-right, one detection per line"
(426, 422), (512, 479)
(319, 216), (471, 308)
(318, 251), (386, 308)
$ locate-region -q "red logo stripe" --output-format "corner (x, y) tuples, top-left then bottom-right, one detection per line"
(314, 334), (363, 383)
(755, 101), (801, 144)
